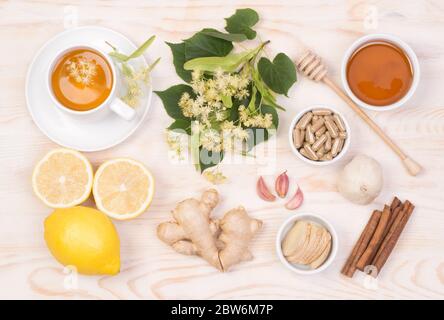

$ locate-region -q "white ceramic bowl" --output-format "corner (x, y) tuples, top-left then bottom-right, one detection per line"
(276, 213), (338, 275)
(288, 106), (351, 166)
(341, 33), (420, 112)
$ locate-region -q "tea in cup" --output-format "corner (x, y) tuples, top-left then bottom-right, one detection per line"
(48, 45), (135, 120)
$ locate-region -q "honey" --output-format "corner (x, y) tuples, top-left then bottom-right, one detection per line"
(51, 48), (113, 111)
(346, 41), (413, 106)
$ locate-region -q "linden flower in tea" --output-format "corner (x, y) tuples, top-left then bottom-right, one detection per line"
(66, 57), (98, 86)
(51, 48), (113, 111)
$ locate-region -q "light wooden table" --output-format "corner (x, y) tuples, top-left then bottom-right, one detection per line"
(1, 0), (443, 300)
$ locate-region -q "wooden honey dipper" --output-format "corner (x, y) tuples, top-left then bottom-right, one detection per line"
(296, 51), (422, 176)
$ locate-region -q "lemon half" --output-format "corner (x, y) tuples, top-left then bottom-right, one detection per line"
(93, 158), (154, 220)
(32, 148), (93, 208)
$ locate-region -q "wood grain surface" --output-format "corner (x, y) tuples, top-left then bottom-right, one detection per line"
(1, 0), (443, 300)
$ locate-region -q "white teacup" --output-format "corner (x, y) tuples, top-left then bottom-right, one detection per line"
(47, 45), (135, 121)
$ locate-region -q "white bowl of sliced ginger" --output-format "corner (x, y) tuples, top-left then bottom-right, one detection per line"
(276, 213), (338, 275)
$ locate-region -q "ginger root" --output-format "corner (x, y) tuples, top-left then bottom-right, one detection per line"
(157, 189), (262, 271)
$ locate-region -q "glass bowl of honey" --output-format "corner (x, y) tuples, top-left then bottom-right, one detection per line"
(341, 34), (420, 111)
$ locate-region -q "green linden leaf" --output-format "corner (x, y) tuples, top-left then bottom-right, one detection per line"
(155, 84), (194, 120)
(199, 148), (224, 173)
(225, 8), (259, 40)
(184, 31), (233, 60)
(228, 103), (240, 122)
(246, 127), (269, 151)
(168, 119), (191, 135)
(200, 28), (247, 42)
(258, 53), (297, 96)
(251, 66), (285, 111)
(166, 42), (192, 83)
(244, 120), (278, 152)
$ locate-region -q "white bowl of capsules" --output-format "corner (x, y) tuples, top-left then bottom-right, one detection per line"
(289, 106), (351, 165)
(276, 213), (338, 275)
(341, 33), (420, 112)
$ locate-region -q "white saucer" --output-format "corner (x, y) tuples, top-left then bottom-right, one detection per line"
(25, 26), (152, 152)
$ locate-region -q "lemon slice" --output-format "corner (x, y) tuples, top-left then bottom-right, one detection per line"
(32, 148), (93, 208)
(93, 158), (154, 220)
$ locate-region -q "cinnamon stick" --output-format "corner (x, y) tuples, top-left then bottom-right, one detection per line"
(372, 201), (409, 264)
(382, 204), (402, 240)
(341, 210), (381, 277)
(371, 201), (414, 275)
(390, 197), (401, 211)
(356, 205), (391, 271)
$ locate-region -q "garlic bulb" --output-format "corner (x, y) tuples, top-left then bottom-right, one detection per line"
(337, 154), (383, 205)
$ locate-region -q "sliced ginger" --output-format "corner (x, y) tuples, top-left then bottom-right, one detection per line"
(157, 189), (262, 271)
(282, 220), (332, 269)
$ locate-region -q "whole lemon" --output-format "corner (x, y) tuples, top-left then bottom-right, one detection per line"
(44, 206), (120, 275)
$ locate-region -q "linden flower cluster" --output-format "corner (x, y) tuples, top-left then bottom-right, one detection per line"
(239, 105), (273, 128)
(177, 69), (273, 153)
(121, 65), (151, 107)
(66, 58), (97, 86)
(166, 130), (188, 161)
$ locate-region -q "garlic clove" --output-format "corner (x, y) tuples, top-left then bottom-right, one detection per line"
(275, 171), (289, 198)
(256, 177), (276, 202)
(285, 184), (304, 210)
